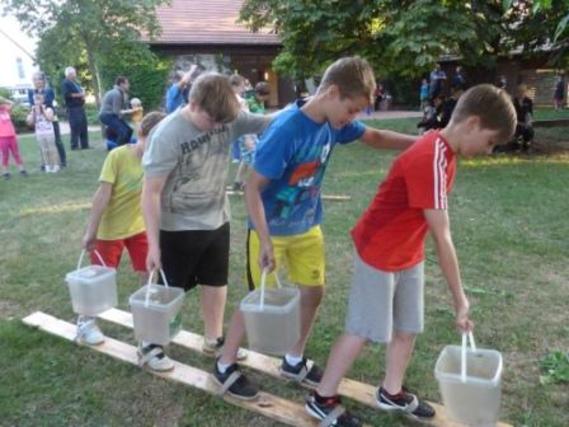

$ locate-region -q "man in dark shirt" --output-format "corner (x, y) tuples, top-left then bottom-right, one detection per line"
(28, 71), (66, 167)
(62, 66), (89, 150)
(99, 76), (134, 147)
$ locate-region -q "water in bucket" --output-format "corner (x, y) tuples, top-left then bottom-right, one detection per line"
(435, 333), (503, 426)
(240, 270), (300, 355)
(65, 250), (117, 316)
(129, 270), (184, 346)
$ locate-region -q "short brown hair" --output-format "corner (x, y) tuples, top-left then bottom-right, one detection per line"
(228, 74), (245, 88)
(451, 84), (516, 143)
(139, 111), (166, 137)
(318, 56), (376, 104)
(189, 73), (241, 123)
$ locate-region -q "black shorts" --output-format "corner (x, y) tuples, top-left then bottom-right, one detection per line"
(159, 223), (230, 291)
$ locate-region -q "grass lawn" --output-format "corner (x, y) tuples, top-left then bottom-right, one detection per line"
(1, 121), (568, 426)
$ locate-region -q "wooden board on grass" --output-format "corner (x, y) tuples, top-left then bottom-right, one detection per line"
(98, 308), (512, 427)
(22, 311), (320, 427)
(225, 187), (351, 201)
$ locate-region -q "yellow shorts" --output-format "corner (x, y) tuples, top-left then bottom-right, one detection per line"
(246, 226), (325, 289)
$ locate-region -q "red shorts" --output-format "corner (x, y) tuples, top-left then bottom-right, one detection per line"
(91, 232), (148, 272)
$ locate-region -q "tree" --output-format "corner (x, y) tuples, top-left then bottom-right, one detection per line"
(239, 0), (569, 79)
(4, 0), (169, 104)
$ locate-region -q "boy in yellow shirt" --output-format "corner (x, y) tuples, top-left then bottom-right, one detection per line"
(79, 111), (165, 346)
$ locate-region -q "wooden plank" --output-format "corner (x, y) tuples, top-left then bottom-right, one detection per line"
(225, 188), (351, 201)
(533, 118), (569, 128)
(22, 311), (319, 427)
(98, 308), (512, 427)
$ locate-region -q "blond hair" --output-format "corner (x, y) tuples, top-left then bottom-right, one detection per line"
(139, 111), (166, 137)
(451, 84), (516, 143)
(189, 73), (241, 123)
(229, 74), (245, 88)
(317, 56), (376, 104)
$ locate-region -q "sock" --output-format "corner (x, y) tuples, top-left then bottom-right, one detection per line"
(217, 360), (232, 374)
(314, 390), (336, 404)
(285, 353), (303, 366)
(381, 386), (403, 398)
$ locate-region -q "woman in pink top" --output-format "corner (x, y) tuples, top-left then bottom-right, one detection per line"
(0, 97), (27, 180)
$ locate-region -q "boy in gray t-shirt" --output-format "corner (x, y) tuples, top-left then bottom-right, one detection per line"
(140, 73), (271, 371)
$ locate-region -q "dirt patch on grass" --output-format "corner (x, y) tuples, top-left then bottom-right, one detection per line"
(0, 299), (21, 319)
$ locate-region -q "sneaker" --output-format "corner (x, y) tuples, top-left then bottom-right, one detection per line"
(3, 173), (11, 180)
(232, 182), (244, 192)
(305, 393), (362, 426)
(20, 170), (28, 177)
(76, 317), (105, 345)
(376, 386), (435, 420)
(52, 165), (60, 173)
(137, 343), (174, 372)
(280, 357), (323, 386)
(202, 336), (248, 361)
(45, 165), (53, 173)
(212, 359), (259, 400)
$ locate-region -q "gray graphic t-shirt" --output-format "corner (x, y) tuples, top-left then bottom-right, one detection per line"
(143, 109), (271, 231)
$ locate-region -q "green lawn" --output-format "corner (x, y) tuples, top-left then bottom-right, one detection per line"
(1, 122), (568, 426)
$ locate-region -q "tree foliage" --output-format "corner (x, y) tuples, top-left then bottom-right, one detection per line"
(240, 0), (569, 79)
(3, 0), (169, 103)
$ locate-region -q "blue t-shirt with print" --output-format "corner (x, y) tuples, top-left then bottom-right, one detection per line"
(252, 100), (366, 236)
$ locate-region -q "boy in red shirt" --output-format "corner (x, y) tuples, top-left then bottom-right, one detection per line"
(305, 84), (517, 426)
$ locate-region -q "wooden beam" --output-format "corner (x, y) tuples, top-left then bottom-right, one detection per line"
(226, 190), (351, 201)
(98, 308), (512, 427)
(22, 311), (320, 427)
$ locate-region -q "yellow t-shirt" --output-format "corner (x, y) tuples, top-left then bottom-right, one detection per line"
(97, 145), (145, 240)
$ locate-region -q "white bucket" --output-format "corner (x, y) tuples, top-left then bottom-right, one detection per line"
(65, 250), (117, 316)
(435, 332), (503, 426)
(240, 269), (300, 355)
(129, 270), (184, 346)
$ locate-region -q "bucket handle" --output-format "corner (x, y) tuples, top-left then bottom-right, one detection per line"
(460, 331), (477, 383)
(144, 269), (170, 308)
(259, 268), (282, 311)
(77, 249), (107, 270)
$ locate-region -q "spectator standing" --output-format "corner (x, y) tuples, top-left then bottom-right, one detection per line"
(62, 67), (89, 150)
(0, 97), (27, 179)
(27, 93), (60, 173)
(553, 74), (565, 110)
(451, 66), (466, 91)
(165, 65), (201, 113)
(28, 72), (66, 168)
(429, 64), (447, 99)
(419, 78), (429, 110)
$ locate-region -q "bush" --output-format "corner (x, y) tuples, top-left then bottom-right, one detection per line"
(11, 103), (32, 134)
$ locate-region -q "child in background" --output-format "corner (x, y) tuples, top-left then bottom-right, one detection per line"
(130, 97), (144, 131)
(0, 97), (27, 180)
(27, 93), (60, 173)
(419, 78), (429, 110)
(232, 81), (271, 191)
(229, 74), (248, 164)
(79, 111), (166, 346)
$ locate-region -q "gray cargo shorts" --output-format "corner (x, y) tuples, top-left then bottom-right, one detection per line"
(345, 250), (424, 343)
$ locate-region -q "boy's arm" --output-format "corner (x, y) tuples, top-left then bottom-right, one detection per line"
(360, 127), (416, 151)
(424, 209), (473, 332)
(142, 175), (168, 272)
(245, 171), (275, 272)
(82, 183), (113, 251)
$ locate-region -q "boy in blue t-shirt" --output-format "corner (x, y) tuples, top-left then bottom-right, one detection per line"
(213, 56), (417, 400)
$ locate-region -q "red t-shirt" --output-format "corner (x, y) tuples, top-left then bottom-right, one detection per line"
(351, 131), (456, 271)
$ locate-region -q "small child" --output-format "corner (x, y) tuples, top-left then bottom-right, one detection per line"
(78, 111), (166, 346)
(419, 78), (429, 110)
(305, 84), (517, 426)
(130, 97), (144, 130)
(27, 93), (60, 173)
(0, 97), (27, 180)
(417, 95), (444, 134)
(232, 81), (271, 191)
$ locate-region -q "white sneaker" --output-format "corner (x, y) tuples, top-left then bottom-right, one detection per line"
(137, 343), (174, 372)
(45, 165), (53, 173)
(76, 317), (105, 345)
(52, 165), (60, 173)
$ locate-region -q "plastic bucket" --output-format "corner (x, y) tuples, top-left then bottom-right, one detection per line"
(435, 332), (503, 426)
(240, 270), (300, 355)
(65, 250), (117, 316)
(129, 270), (184, 346)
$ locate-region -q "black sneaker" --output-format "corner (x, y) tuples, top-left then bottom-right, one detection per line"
(20, 170), (28, 177)
(305, 392), (362, 426)
(212, 359), (259, 400)
(3, 173), (10, 180)
(280, 356), (323, 386)
(376, 386), (435, 420)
